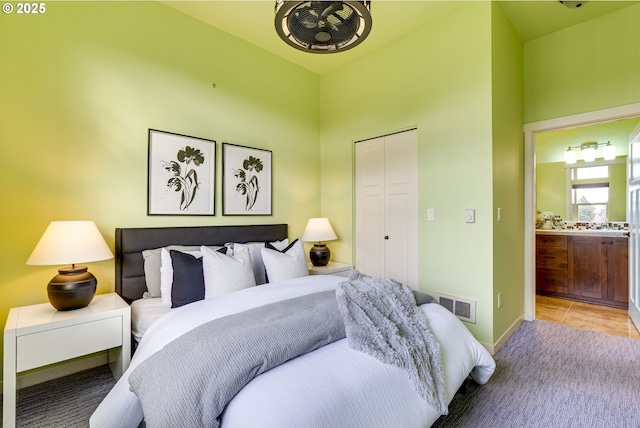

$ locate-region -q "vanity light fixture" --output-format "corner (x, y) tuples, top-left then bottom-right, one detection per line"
(602, 141), (616, 160)
(564, 146), (577, 164)
(564, 141), (616, 164)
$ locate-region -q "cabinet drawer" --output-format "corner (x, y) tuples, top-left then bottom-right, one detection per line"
(16, 316), (123, 372)
(536, 268), (568, 293)
(536, 247), (568, 269)
(536, 235), (567, 248)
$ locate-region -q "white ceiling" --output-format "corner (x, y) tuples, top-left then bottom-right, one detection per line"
(163, 0), (638, 75)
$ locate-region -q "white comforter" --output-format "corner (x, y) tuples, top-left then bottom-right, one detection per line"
(90, 275), (495, 428)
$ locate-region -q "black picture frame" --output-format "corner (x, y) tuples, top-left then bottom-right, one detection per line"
(222, 143), (272, 215)
(148, 129), (216, 216)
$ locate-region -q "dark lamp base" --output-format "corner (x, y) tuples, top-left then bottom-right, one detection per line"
(309, 244), (330, 267)
(47, 266), (97, 311)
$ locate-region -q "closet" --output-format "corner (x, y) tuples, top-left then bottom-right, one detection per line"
(354, 129), (418, 288)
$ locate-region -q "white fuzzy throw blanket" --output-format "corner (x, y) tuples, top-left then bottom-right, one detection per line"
(336, 272), (448, 415)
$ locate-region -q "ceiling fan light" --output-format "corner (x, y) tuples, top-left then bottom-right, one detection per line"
(275, 1), (372, 54)
(559, 1), (586, 8)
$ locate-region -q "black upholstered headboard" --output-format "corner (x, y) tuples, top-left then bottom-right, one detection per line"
(115, 224), (288, 303)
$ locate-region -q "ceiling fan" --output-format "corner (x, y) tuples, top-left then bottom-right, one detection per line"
(275, 1), (372, 53)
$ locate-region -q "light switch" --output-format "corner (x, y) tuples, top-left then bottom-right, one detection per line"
(427, 208), (435, 221)
(465, 209), (475, 223)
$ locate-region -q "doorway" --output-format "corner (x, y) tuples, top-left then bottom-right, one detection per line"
(524, 103), (640, 321)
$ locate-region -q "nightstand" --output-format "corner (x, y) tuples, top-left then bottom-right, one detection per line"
(308, 261), (353, 277)
(3, 293), (130, 428)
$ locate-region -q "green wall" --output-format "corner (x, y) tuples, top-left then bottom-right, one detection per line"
(524, 3), (640, 123)
(490, 3), (525, 343)
(320, 2), (501, 344)
(0, 2), (321, 380)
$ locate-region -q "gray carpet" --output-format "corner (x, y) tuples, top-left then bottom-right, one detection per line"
(2, 320), (639, 427)
(434, 320), (640, 428)
(1, 365), (115, 428)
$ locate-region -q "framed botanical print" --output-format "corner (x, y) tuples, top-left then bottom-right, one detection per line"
(222, 143), (272, 215)
(148, 129), (216, 215)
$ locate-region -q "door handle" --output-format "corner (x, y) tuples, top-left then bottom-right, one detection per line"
(384, 235), (389, 240)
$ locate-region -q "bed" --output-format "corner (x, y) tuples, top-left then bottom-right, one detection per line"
(90, 224), (495, 428)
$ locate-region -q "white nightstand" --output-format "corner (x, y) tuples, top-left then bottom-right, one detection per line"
(3, 293), (131, 428)
(308, 261), (353, 277)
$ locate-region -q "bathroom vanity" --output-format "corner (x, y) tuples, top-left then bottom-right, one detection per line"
(536, 230), (628, 308)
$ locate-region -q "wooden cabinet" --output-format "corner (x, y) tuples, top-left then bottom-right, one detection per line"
(606, 238), (629, 304)
(568, 235), (628, 308)
(568, 236), (606, 300)
(536, 233), (628, 308)
(536, 235), (568, 294)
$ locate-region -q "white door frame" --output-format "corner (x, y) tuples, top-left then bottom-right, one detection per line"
(523, 103), (640, 321)
(628, 123), (640, 331)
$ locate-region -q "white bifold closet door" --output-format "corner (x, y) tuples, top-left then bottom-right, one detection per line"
(355, 129), (418, 289)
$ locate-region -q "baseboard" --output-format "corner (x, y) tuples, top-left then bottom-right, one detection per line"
(1, 351), (108, 391)
(483, 315), (524, 355)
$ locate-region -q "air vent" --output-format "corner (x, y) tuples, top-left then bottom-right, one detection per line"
(436, 293), (476, 324)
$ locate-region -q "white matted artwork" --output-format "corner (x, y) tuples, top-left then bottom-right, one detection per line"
(148, 129), (216, 215)
(222, 143), (272, 215)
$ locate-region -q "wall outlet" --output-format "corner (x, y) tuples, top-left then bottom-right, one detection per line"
(497, 292), (502, 308)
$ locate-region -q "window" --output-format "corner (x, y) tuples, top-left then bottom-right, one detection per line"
(569, 166), (610, 222)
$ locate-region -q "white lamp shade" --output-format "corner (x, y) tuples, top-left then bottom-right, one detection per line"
(603, 142), (616, 160)
(301, 218), (338, 243)
(582, 146), (596, 162)
(26, 221), (113, 266)
(564, 147), (577, 164)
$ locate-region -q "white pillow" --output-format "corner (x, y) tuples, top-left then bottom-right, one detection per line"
(201, 246), (256, 299)
(232, 239), (289, 285)
(143, 245), (201, 298)
(144, 244), (229, 298)
(160, 248), (202, 306)
(261, 240), (309, 283)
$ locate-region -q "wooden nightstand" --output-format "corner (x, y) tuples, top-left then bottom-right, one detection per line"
(308, 261), (353, 277)
(3, 293), (130, 428)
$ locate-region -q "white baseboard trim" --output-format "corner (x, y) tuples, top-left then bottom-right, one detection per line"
(1, 351), (108, 391)
(483, 315), (524, 355)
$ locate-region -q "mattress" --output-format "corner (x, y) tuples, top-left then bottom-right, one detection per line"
(130, 298), (170, 342)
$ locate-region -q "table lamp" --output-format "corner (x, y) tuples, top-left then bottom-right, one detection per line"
(301, 218), (338, 266)
(26, 221), (113, 311)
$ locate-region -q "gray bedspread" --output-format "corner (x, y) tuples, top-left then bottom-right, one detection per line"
(336, 273), (448, 415)
(128, 290), (345, 428)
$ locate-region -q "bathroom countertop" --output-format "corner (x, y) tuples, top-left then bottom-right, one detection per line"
(535, 229), (628, 238)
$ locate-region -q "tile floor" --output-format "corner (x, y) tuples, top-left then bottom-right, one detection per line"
(536, 294), (640, 340)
